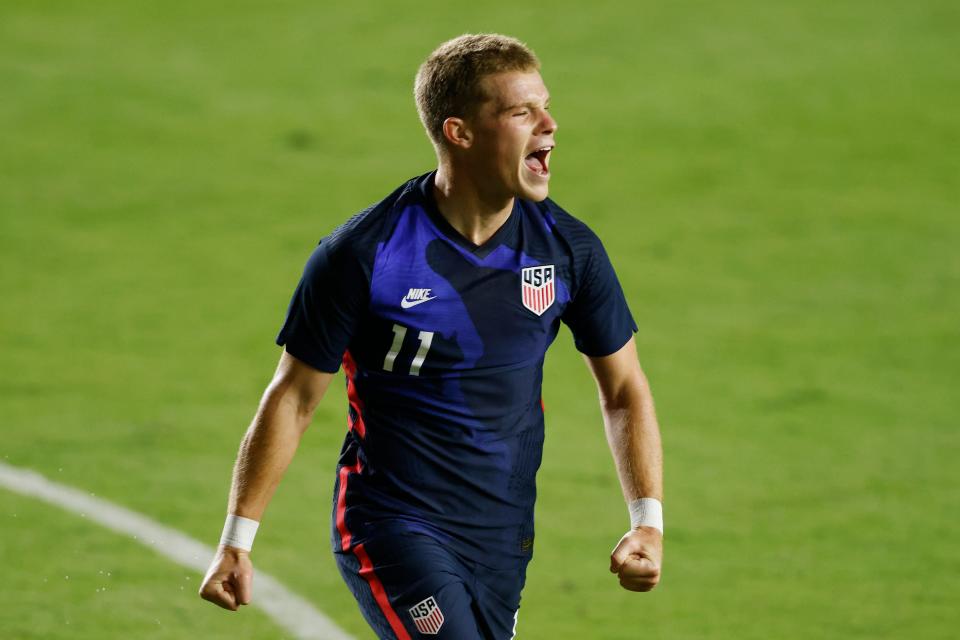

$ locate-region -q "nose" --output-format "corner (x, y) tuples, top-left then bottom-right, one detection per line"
(539, 108), (558, 136)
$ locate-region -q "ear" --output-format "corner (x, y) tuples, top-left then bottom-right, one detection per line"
(441, 117), (473, 149)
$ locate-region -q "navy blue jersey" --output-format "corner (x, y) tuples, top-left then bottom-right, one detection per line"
(277, 171), (637, 568)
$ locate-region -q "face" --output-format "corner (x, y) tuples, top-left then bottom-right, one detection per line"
(459, 70), (558, 202)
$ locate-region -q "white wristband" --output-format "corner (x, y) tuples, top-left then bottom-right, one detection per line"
(219, 514), (260, 551)
(628, 498), (663, 534)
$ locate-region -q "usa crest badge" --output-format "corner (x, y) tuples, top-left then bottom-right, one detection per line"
(409, 596), (444, 635)
(521, 265), (556, 316)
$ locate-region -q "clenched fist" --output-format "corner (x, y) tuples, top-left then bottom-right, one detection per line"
(609, 527), (662, 592)
(199, 546), (254, 611)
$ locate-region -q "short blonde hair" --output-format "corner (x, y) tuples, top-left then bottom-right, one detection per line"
(414, 34), (540, 146)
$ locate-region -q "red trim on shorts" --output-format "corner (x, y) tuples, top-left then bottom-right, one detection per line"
(355, 542), (412, 640)
(342, 350), (366, 438)
(335, 461), (410, 638)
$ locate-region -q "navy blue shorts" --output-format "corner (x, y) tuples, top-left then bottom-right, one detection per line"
(334, 530), (527, 639)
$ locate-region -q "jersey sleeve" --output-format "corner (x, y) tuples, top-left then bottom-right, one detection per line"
(275, 239), (368, 373)
(561, 230), (638, 357)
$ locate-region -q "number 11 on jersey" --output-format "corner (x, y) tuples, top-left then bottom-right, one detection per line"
(383, 324), (434, 376)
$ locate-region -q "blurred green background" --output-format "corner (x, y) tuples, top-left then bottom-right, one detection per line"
(1, 1), (958, 638)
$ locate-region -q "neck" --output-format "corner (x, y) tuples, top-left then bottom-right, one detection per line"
(433, 160), (514, 247)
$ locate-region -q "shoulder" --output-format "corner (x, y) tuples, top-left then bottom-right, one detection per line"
(297, 174), (424, 291)
(528, 197), (607, 278)
(324, 176), (422, 254)
(314, 174), (426, 270)
(535, 198), (602, 247)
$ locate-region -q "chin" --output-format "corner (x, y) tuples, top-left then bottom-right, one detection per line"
(517, 171), (551, 202)
(522, 186), (550, 202)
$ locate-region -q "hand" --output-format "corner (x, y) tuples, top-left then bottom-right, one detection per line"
(609, 527), (662, 592)
(199, 545), (254, 611)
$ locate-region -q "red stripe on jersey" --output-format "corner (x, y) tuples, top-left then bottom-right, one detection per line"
(355, 543), (412, 640)
(334, 363), (408, 637)
(337, 459), (410, 636)
(342, 350), (366, 438)
(335, 458), (362, 550)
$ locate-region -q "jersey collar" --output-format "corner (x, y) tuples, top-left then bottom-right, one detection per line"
(416, 171), (520, 259)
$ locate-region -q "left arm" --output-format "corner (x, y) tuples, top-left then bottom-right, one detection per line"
(584, 336), (664, 592)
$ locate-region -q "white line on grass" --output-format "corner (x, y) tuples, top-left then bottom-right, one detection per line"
(0, 461), (355, 640)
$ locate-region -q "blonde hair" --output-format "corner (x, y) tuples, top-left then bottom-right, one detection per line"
(414, 34), (540, 146)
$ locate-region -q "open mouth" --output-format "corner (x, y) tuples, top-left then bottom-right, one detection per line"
(524, 145), (553, 177)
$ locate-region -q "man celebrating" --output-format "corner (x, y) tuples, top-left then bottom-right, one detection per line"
(200, 34), (664, 639)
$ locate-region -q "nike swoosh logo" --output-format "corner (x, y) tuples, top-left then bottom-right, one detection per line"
(400, 296), (437, 309)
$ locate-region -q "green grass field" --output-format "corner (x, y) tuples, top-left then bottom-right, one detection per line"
(1, 1), (958, 638)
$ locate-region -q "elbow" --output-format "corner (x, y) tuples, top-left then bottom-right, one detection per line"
(599, 371), (650, 412)
(263, 379), (318, 434)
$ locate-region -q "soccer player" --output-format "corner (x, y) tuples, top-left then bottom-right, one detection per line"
(200, 34), (664, 639)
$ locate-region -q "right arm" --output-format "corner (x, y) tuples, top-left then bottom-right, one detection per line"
(199, 349), (334, 611)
